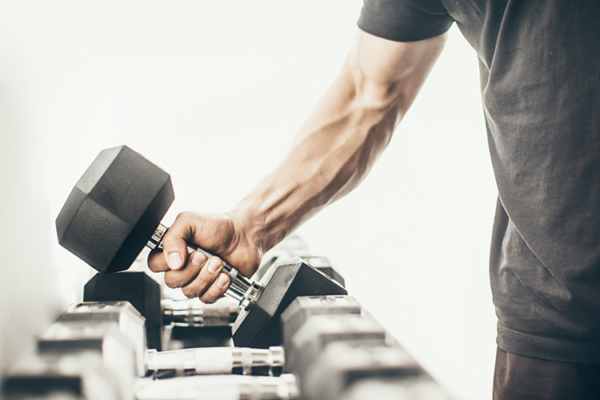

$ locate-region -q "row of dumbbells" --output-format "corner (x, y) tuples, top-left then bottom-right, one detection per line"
(280, 294), (450, 400)
(2, 284), (451, 399)
(0, 250), (344, 400)
(1, 298), (293, 400)
(82, 253), (346, 352)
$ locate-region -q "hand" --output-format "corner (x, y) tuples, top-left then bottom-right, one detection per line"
(147, 211), (263, 303)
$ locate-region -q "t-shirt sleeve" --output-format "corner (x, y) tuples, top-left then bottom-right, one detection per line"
(358, 0), (454, 42)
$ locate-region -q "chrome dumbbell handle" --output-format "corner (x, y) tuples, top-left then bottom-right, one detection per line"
(145, 346), (285, 376)
(147, 223), (262, 307)
(161, 299), (239, 327)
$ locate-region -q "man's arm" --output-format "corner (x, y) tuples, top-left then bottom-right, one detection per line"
(147, 29), (447, 303)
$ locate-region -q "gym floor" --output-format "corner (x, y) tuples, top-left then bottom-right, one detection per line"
(0, 2), (497, 399)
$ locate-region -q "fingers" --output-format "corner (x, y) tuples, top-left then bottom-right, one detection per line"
(200, 273), (230, 304)
(147, 250), (169, 272)
(147, 212), (195, 273)
(163, 251), (208, 288)
(161, 229), (189, 271)
(181, 256), (230, 303)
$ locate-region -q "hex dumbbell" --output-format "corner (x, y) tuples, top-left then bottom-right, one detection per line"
(336, 376), (451, 400)
(285, 314), (389, 375)
(278, 295), (449, 400)
(83, 271), (238, 350)
(53, 301), (285, 379)
(37, 319), (137, 400)
(135, 374), (299, 400)
(257, 255), (345, 288)
(56, 145), (347, 348)
(280, 295), (362, 354)
(255, 235), (346, 287)
(279, 295), (362, 372)
(300, 342), (424, 400)
(1, 352), (122, 400)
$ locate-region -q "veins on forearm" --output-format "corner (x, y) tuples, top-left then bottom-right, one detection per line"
(237, 98), (399, 252)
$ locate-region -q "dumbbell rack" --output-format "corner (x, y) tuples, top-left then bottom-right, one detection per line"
(0, 253), (453, 400)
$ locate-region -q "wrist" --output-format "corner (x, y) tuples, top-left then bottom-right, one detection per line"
(227, 206), (270, 259)
(229, 189), (297, 256)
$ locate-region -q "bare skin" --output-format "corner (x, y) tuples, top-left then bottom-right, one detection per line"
(147, 29), (447, 303)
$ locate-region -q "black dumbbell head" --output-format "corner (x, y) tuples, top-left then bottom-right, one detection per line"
(232, 258), (348, 348)
(301, 342), (422, 400)
(84, 272), (163, 351)
(286, 314), (387, 374)
(300, 256), (346, 287)
(280, 295), (362, 370)
(56, 146), (174, 273)
(337, 376), (451, 400)
(255, 255), (346, 287)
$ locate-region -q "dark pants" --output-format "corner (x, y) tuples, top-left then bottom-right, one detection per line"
(493, 347), (600, 400)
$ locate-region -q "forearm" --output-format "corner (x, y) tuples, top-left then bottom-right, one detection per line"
(231, 31), (446, 255)
(233, 60), (408, 252)
(149, 31), (446, 302)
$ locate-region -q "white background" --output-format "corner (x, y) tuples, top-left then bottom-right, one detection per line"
(0, 1), (498, 399)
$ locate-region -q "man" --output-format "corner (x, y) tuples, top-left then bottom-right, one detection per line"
(148, 1), (600, 398)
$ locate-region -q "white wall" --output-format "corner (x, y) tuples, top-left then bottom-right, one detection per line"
(0, 2), (497, 399)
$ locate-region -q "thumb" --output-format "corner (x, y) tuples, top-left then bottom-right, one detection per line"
(161, 219), (193, 270)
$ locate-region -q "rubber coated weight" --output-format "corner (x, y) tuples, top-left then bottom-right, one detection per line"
(298, 256), (345, 288)
(336, 376), (451, 400)
(280, 295), (362, 356)
(83, 272), (238, 351)
(37, 321), (137, 400)
(1, 352), (122, 400)
(56, 146), (253, 307)
(56, 146), (174, 274)
(300, 341), (422, 400)
(232, 258), (347, 348)
(286, 314), (387, 375)
(256, 255), (346, 288)
(58, 301), (147, 377)
(84, 271), (164, 350)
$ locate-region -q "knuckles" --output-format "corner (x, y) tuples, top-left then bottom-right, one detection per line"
(181, 286), (197, 299)
(174, 210), (195, 226)
(163, 273), (179, 289)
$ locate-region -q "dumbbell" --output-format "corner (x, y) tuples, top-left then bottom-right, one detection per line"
(280, 295), (362, 355)
(278, 295), (442, 400)
(300, 341), (424, 400)
(257, 255), (345, 288)
(1, 352), (122, 400)
(54, 301), (285, 379)
(285, 314), (389, 375)
(56, 145), (347, 348)
(135, 374), (299, 400)
(336, 376), (451, 400)
(83, 271), (238, 350)
(37, 319), (137, 400)
(255, 235), (346, 287)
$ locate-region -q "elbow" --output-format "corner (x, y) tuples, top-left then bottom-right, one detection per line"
(343, 63), (412, 123)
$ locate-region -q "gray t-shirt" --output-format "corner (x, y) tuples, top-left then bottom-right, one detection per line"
(359, 0), (600, 363)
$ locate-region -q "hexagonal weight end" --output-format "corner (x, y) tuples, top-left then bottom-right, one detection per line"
(280, 295), (362, 358)
(232, 258), (348, 348)
(56, 146), (174, 273)
(84, 272), (163, 350)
